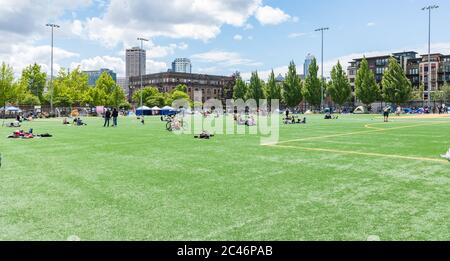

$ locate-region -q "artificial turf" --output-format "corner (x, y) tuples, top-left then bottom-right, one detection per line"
(0, 114), (449, 240)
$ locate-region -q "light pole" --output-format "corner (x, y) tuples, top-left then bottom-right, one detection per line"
(46, 23), (60, 115)
(315, 27), (329, 112)
(137, 37), (148, 119)
(422, 5), (439, 108)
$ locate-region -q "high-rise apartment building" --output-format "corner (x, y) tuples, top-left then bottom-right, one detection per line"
(304, 54), (315, 77)
(171, 58), (192, 74)
(126, 47), (146, 79)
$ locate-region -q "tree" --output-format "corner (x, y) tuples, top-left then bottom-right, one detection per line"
(109, 84), (126, 108)
(21, 93), (41, 106)
(265, 70), (282, 104)
(282, 61), (302, 109)
(246, 71), (265, 106)
(233, 76), (248, 100)
(443, 83), (450, 103)
(0, 62), (15, 117)
(327, 61), (352, 111)
(302, 58), (322, 110)
(412, 83), (425, 101)
(381, 57), (412, 106)
(90, 71), (127, 107)
(355, 57), (380, 107)
(174, 84), (187, 93)
(19, 63), (47, 103)
(132, 86), (169, 107)
(84, 87), (107, 106)
(67, 68), (89, 106)
(51, 69), (73, 107)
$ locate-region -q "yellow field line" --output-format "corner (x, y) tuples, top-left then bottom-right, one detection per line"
(267, 144), (449, 164)
(276, 121), (449, 145)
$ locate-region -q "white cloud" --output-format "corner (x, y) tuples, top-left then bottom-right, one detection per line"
(191, 50), (262, 68)
(0, 43), (78, 76)
(146, 60), (168, 74)
(77, 0), (269, 47)
(71, 20), (83, 36)
(233, 34), (243, 41)
(71, 0), (292, 47)
(367, 22), (376, 27)
(70, 56), (125, 75)
(288, 32), (307, 39)
(70, 55), (168, 76)
(255, 5), (291, 25)
(147, 42), (189, 59)
(243, 23), (254, 30)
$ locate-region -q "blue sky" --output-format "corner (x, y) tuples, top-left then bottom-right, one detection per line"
(0, 0), (449, 79)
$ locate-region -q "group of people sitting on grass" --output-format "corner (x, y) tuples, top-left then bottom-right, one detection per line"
(234, 114), (257, 126)
(324, 113), (339, 120)
(7, 129), (52, 139)
(284, 116), (306, 125)
(63, 118), (87, 126)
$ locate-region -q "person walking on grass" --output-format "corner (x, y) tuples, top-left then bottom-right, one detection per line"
(104, 109), (111, 127)
(112, 108), (119, 127)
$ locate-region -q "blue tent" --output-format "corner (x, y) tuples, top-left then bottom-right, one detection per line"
(136, 106), (152, 116)
(0, 106), (22, 113)
(161, 106), (177, 116)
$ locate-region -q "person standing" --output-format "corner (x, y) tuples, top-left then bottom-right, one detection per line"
(383, 106), (391, 122)
(104, 109), (111, 127)
(112, 108), (119, 127)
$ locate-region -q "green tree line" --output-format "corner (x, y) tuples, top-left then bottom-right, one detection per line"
(0, 62), (129, 110)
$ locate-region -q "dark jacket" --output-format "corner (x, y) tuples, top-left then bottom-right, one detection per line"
(112, 110), (119, 118)
(105, 111), (112, 118)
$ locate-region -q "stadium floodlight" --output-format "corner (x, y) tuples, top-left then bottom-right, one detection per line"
(422, 5), (439, 106)
(46, 23), (60, 114)
(137, 37), (148, 120)
(315, 27), (329, 112)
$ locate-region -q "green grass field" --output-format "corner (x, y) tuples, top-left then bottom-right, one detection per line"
(1, 114), (450, 241)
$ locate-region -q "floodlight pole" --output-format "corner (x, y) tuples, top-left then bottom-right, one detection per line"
(315, 27), (329, 112)
(46, 23), (60, 115)
(422, 5), (439, 108)
(137, 37), (148, 118)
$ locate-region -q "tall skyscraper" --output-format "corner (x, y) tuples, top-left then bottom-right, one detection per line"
(171, 58), (192, 74)
(126, 47), (146, 79)
(304, 53), (315, 77)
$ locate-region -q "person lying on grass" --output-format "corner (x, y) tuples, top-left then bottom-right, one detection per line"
(194, 131), (214, 139)
(7, 129), (52, 139)
(441, 149), (450, 162)
(6, 121), (21, 128)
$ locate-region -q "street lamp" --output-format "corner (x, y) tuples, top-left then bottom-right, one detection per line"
(422, 5), (439, 107)
(137, 37), (148, 120)
(46, 23), (60, 115)
(315, 27), (329, 112)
